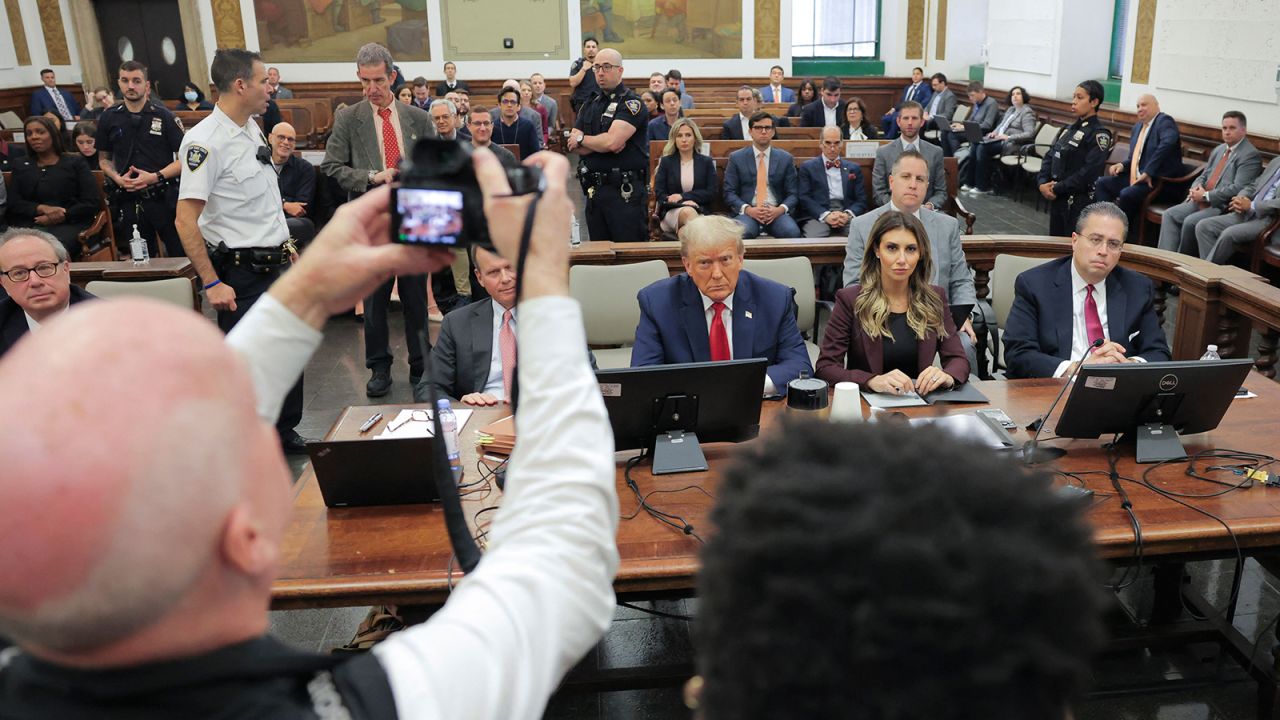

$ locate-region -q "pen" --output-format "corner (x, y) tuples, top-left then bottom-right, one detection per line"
(358, 412), (383, 433)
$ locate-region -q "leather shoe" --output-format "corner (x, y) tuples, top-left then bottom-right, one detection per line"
(279, 432), (313, 455)
(366, 369), (392, 397)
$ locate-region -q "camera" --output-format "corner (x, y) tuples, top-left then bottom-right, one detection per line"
(391, 138), (544, 249)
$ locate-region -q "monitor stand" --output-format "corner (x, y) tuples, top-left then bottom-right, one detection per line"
(1134, 423), (1187, 463)
(652, 430), (708, 475)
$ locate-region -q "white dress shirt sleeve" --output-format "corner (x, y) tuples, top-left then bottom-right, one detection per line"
(224, 293), (323, 423)
(373, 295), (619, 720)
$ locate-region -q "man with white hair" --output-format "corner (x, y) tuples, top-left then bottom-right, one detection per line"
(0, 227), (95, 357)
(0, 151), (620, 719)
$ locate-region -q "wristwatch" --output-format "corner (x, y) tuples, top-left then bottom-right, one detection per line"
(367, 170), (377, 188)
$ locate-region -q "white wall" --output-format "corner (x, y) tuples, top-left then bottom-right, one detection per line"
(940, 0), (986, 79)
(0, 0), (84, 89)
(983, 0), (1109, 103)
(1119, 0), (1280, 136)
(877, 0), (985, 81)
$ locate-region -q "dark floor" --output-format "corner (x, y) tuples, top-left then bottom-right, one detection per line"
(267, 183), (1280, 720)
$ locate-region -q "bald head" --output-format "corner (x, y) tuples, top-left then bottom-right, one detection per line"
(595, 49), (624, 91)
(1135, 94), (1159, 122)
(269, 122), (297, 163)
(0, 300), (290, 657)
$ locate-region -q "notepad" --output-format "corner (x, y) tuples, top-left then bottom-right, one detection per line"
(862, 383), (989, 409)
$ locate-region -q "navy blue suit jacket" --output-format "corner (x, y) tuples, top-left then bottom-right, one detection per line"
(653, 152), (718, 214)
(896, 81), (932, 110)
(30, 87), (80, 118)
(1122, 113), (1183, 180)
(0, 285), (95, 358)
(630, 270), (813, 391)
(1003, 256), (1171, 379)
(724, 146), (798, 212)
(796, 156), (867, 222)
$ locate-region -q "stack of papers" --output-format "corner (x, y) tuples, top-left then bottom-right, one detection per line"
(475, 415), (516, 455)
(862, 383), (989, 409)
(376, 408), (473, 439)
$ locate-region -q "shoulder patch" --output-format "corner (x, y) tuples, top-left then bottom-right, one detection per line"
(1096, 132), (1113, 151)
(625, 99), (641, 115)
(185, 144), (209, 171)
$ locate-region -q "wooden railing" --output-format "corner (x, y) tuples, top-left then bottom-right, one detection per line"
(569, 235), (1280, 378)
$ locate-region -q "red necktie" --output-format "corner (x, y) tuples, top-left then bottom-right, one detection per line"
(499, 309), (517, 403)
(378, 107), (401, 171)
(1084, 285), (1104, 350)
(709, 301), (730, 362)
(826, 160), (840, 170)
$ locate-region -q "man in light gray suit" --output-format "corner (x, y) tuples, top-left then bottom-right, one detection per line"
(871, 101), (947, 210)
(322, 42), (437, 398)
(921, 73), (957, 136)
(1157, 111), (1262, 256)
(1194, 154), (1280, 264)
(846, 149), (977, 363)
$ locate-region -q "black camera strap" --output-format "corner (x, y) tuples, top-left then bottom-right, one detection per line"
(419, 190), (543, 575)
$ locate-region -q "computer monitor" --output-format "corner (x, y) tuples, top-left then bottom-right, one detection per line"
(596, 358), (768, 474)
(1053, 358), (1254, 462)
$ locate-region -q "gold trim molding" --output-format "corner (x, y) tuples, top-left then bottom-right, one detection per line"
(935, 0), (947, 61)
(1130, 0), (1156, 84)
(36, 0), (70, 65)
(905, 0), (925, 59)
(754, 0), (780, 58)
(211, 0), (246, 49)
(5, 0), (31, 65)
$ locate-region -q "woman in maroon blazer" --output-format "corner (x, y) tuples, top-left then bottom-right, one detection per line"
(816, 211), (969, 394)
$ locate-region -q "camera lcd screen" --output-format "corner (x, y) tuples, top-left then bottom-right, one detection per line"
(397, 188), (465, 246)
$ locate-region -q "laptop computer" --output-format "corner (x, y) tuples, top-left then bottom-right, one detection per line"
(961, 121), (985, 145)
(307, 437), (442, 507)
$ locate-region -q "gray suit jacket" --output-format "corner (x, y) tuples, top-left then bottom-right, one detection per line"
(1196, 139), (1263, 209)
(417, 297), (503, 402)
(967, 97), (1000, 134)
(842, 204), (975, 307)
(536, 95), (559, 130)
(925, 88), (957, 126)
(996, 105), (1038, 153)
(321, 99), (436, 195)
(1240, 156), (1280, 219)
(872, 138), (947, 209)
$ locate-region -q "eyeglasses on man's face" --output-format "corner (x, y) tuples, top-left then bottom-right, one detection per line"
(593, 64), (619, 73)
(1, 262), (60, 283)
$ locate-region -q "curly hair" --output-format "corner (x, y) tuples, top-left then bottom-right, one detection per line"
(696, 420), (1107, 720)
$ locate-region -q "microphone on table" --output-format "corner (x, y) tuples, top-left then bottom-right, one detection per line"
(1022, 337), (1104, 465)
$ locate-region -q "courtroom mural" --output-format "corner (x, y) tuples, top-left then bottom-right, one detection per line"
(254, 0), (430, 63)
(580, 0), (741, 58)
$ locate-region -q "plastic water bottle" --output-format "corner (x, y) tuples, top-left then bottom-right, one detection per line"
(436, 398), (461, 479)
(570, 214), (582, 246)
(129, 224), (149, 265)
(1200, 344), (1221, 361)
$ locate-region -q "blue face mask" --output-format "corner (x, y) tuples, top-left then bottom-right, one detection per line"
(184, 91), (197, 102)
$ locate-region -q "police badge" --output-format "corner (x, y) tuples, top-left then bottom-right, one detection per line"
(186, 145), (209, 171)
(625, 99), (641, 115)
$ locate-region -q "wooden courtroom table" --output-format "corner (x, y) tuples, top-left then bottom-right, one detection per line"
(273, 376), (1280, 611)
(70, 258), (202, 311)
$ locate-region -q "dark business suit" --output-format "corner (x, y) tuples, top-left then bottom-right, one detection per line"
(321, 99), (436, 378)
(414, 297), (506, 402)
(275, 154), (316, 245)
(815, 284), (968, 386)
(1003, 256), (1171, 379)
(882, 81), (933, 139)
(720, 113), (788, 140)
(799, 100), (848, 129)
(724, 145), (800, 238)
(654, 152), (717, 216)
(5, 155), (100, 259)
(796, 156), (867, 237)
(631, 270), (813, 392)
(1094, 113), (1183, 226)
(434, 80), (471, 97)
(0, 285), (95, 358)
(29, 86), (80, 119)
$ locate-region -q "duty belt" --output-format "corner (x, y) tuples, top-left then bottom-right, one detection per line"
(584, 168), (644, 187)
(209, 242), (293, 273)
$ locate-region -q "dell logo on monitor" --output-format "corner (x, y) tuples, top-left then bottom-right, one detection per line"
(1158, 374), (1179, 392)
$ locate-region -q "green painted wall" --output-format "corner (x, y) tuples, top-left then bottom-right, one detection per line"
(792, 59), (886, 77)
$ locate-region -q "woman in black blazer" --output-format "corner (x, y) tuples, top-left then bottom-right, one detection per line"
(7, 116), (100, 259)
(653, 118), (718, 236)
(842, 97), (880, 140)
(786, 80), (817, 118)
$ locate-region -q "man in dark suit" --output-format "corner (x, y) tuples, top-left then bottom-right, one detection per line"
(434, 61), (471, 96)
(1094, 94), (1183, 228)
(631, 215), (812, 395)
(321, 42), (437, 398)
(799, 76), (846, 128)
(0, 228), (95, 358)
(267, 122), (316, 247)
(1004, 202), (1171, 379)
(797, 127), (867, 238)
(724, 112), (800, 238)
(881, 67), (932, 139)
(721, 86), (788, 140)
(760, 65), (795, 104)
(940, 82), (998, 157)
(29, 69), (79, 121)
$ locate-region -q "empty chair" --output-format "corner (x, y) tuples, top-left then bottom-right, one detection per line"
(742, 256), (830, 365)
(987, 254), (1053, 374)
(85, 278), (199, 311)
(569, 260), (671, 369)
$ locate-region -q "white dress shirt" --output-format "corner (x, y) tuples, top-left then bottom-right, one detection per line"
(226, 292), (619, 719)
(823, 103), (838, 127)
(483, 301), (516, 396)
(1051, 262), (1143, 377)
(817, 161), (844, 222)
(738, 113), (751, 139)
(700, 290), (777, 396)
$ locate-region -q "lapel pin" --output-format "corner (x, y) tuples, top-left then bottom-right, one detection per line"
(745, 310), (753, 319)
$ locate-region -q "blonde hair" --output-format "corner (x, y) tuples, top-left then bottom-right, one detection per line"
(679, 215), (744, 258)
(853, 212), (946, 342)
(661, 118), (703, 157)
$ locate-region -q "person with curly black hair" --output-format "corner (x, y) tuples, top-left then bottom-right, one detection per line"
(690, 420), (1108, 720)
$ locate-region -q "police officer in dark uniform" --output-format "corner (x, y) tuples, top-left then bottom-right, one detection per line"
(568, 37), (601, 113)
(94, 60), (185, 257)
(1037, 79), (1113, 237)
(568, 48), (649, 243)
